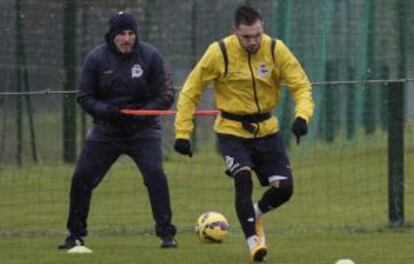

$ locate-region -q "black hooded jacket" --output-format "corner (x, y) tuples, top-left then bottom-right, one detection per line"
(77, 39), (175, 138)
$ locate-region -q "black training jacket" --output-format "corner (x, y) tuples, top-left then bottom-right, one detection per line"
(77, 40), (174, 138)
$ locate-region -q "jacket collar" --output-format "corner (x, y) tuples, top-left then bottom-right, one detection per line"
(230, 34), (266, 56)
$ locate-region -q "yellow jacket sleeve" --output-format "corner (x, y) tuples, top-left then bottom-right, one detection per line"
(277, 40), (314, 123)
(175, 43), (221, 139)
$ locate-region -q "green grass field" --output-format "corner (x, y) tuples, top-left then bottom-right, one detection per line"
(0, 125), (413, 263)
(1, 231), (414, 264)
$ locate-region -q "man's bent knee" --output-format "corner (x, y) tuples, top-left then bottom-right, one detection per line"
(268, 176), (293, 202)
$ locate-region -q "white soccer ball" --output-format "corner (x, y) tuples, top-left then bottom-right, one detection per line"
(335, 259), (355, 264)
(195, 211), (230, 243)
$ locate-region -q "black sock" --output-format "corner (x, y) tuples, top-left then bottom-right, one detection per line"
(258, 183), (293, 214)
(233, 170), (256, 239)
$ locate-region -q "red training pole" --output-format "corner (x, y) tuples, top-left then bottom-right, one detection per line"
(120, 109), (219, 116)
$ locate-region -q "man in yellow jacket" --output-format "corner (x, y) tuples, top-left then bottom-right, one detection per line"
(174, 5), (314, 263)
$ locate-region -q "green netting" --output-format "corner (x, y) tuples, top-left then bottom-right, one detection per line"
(0, 0), (413, 237)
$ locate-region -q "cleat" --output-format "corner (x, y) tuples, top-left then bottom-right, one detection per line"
(58, 235), (85, 250)
(160, 236), (177, 248)
(249, 243), (268, 263)
(255, 218), (266, 246)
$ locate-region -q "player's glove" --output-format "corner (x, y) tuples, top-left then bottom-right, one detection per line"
(174, 139), (192, 158)
(105, 105), (124, 121)
(291, 117), (308, 145)
(121, 104), (153, 123)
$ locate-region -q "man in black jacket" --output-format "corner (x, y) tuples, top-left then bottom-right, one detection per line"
(58, 11), (177, 250)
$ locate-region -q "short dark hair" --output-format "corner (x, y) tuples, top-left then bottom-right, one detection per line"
(234, 5), (263, 26)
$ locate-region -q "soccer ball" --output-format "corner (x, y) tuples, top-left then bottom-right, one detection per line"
(195, 211), (230, 243)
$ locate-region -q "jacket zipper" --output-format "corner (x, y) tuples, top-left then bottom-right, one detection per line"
(248, 53), (261, 136)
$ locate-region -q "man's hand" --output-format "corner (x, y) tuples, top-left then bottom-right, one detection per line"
(123, 103), (144, 110)
(118, 104), (154, 123)
(105, 105), (124, 121)
(291, 117), (308, 145)
(174, 139), (192, 157)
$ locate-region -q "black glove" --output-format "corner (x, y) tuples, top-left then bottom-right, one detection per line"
(119, 104), (153, 123)
(123, 103), (144, 110)
(174, 139), (192, 157)
(291, 117), (308, 145)
(104, 105), (124, 121)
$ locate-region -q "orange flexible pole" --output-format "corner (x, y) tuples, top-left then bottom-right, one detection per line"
(120, 109), (219, 116)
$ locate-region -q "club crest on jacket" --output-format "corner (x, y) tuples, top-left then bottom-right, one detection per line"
(131, 64), (143, 78)
(258, 64), (269, 78)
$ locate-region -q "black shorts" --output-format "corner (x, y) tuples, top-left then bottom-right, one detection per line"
(217, 133), (292, 186)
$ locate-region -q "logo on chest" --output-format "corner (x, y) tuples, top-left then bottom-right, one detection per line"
(131, 64), (143, 78)
(258, 64), (269, 78)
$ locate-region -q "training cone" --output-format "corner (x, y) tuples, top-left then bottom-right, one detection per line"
(67, 246), (93, 254)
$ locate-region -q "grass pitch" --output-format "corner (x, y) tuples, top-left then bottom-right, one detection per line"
(0, 129), (413, 263)
(1, 231), (413, 264)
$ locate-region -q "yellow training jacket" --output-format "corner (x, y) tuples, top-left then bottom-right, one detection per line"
(175, 34), (314, 139)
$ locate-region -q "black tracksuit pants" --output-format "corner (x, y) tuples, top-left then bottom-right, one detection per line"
(66, 136), (176, 238)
